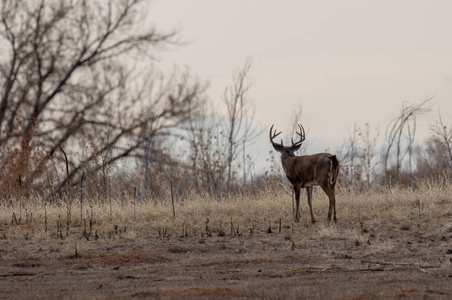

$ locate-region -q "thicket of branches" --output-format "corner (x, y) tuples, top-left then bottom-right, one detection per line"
(0, 0), (206, 201)
(0, 0), (450, 203)
(338, 98), (452, 189)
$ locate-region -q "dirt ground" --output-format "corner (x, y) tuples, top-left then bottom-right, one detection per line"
(1, 217), (451, 300)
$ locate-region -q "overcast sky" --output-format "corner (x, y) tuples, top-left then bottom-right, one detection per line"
(148, 0), (451, 169)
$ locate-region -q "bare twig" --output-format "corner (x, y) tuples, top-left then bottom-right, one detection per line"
(17, 175), (22, 224)
(170, 181), (175, 219)
(80, 172), (84, 224)
(60, 145), (71, 236)
(59, 145), (70, 200)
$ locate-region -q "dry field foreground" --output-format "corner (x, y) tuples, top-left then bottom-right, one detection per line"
(1, 183), (452, 299)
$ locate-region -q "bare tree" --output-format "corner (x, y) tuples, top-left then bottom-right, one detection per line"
(0, 0), (204, 198)
(178, 59), (260, 199)
(287, 105), (302, 135)
(222, 59), (259, 195)
(182, 96), (211, 193)
(339, 123), (380, 189)
(139, 73), (207, 200)
(286, 104), (308, 154)
(383, 98), (432, 185)
(182, 111), (228, 197)
(427, 111), (452, 177)
(339, 124), (360, 188)
(357, 123), (380, 188)
(416, 137), (451, 179)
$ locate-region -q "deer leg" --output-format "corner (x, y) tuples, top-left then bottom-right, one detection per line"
(306, 186), (316, 223)
(331, 193), (337, 223)
(293, 184), (301, 223)
(321, 186), (337, 223)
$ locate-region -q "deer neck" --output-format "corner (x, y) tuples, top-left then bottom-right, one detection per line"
(280, 152), (295, 173)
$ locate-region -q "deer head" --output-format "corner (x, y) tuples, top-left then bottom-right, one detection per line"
(269, 124), (305, 155)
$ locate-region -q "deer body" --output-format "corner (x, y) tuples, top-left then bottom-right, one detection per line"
(270, 125), (340, 223)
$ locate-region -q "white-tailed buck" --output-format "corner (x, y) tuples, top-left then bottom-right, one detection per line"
(269, 124), (340, 223)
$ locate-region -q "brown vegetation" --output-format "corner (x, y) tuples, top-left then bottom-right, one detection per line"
(1, 181), (452, 299)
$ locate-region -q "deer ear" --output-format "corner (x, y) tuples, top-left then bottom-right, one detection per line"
(291, 144), (302, 152)
(272, 144), (285, 152)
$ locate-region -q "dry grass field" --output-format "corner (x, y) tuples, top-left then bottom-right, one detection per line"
(1, 181), (452, 299)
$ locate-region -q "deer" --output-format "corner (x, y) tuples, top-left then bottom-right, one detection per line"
(269, 124), (340, 223)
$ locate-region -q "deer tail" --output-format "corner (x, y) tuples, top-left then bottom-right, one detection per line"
(328, 155), (339, 185)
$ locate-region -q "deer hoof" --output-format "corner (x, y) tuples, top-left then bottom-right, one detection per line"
(311, 219), (316, 224)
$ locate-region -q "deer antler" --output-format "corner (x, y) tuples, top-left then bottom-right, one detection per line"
(269, 124), (284, 147)
(290, 124), (305, 147)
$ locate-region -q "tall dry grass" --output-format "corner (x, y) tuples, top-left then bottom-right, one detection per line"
(1, 179), (451, 243)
